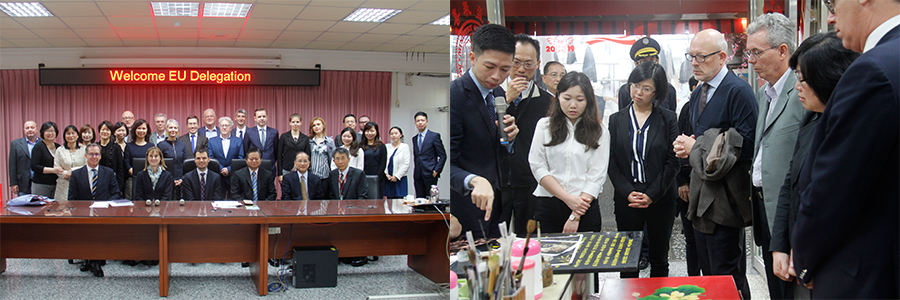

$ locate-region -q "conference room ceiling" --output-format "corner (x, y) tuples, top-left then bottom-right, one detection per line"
(0, 0), (450, 53)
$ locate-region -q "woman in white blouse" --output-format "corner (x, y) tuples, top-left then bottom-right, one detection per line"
(331, 127), (365, 171)
(55, 125), (87, 201)
(529, 72), (610, 233)
(383, 126), (410, 198)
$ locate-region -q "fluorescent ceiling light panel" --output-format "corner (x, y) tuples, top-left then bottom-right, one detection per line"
(203, 2), (252, 18)
(151, 2), (199, 17)
(0, 2), (53, 17)
(343, 8), (401, 23)
(430, 14), (450, 26)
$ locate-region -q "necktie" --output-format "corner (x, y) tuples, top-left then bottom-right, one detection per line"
(259, 128), (265, 146)
(190, 135), (196, 152)
(485, 91), (497, 123)
(238, 129), (243, 140)
(91, 169), (98, 199)
(339, 172), (345, 195)
(698, 83), (710, 115)
(200, 172), (206, 200)
(251, 171), (258, 201)
(419, 134), (424, 151)
(300, 174), (309, 201)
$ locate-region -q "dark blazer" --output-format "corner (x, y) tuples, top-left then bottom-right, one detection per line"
(178, 133), (209, 158)
(182, 169), (224, 200)
(769, 112), (819, 254)
(124, 142), (154, 175)
(412, 129), (447, 178)
(687, 127), (752, 234)
(9, 137), (38, 194)
(30, 141), (60, 185)
(244, 126), (279, 173)
(792, 26), (900, 298)
(607, 106), (679, 206)
(156, 139), (187, 180)
(281, 171), (326, 200)
(449, 70), (507, 238)
(502, 84), (552, 187)
(68, 165), (121, 200)
(132, 169), (174, 200)
(618, 82), (678, 112)
(277, 132), (311, 173)
(689, 69), (758, 161)
(230, 167), (277, 201)
(676, 102), (693, 187)
(99, 141), (125, 196)
(208, 136), (244, 172)
(327, 167), (368, 200)
(197, 126), (221, 139)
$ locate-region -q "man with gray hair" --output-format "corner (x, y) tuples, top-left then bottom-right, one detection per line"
(149, 113), (168, 145)
(208, 116), (244, 192)
(232, 109), (248, 141)
(745, 12), (805, 300)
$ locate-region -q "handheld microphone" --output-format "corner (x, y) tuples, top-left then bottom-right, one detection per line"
(494, 94), (510, 145)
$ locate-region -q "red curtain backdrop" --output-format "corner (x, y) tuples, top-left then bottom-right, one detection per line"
(1, 69), (391, 195)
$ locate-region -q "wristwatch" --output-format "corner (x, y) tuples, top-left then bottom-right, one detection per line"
(568, 214), (581, 221)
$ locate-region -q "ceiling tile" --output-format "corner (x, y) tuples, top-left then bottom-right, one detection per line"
(122, 39), (160, 46)
(339, 42), (381, 51)
(305, 0), (365, 8)
(46, 38), (88, 47)
(115, 28), (158, 38)
(351, 33), (396, 43)
(12, 17), (68, 29)
(388, 35), (432, 45)
(42, 2), (104, 17)
(303, 41), (346, 50)
(405, 24), (448, 36)
(157, 28), (198, 38)
(296, 6), (355, 21)
(83, 38), (124, 47)
(108, 17), (154, 28)
(325, 21), (377, 33)
(269, 40), (309, 48)
(406, 44), (444, 52)
(407, 0), (448, 11)
(242, 18), (291, 30)
(154, 17), (200, 29)
(1, 39), (18, 47)
(2, 29), (40, 39)
(159, 39), (198, 46)
(5, 39), (52, 47)
(367, 23), (419, 34)
(372, 43), (414, 52)
(199, 18), (246, 29)
(436, 46), (449, 54)
(198, 39), (236, 47)
(360, 0), (419, 10)
(277, 31), (320, 40)
(0, 17), (24, 29)
(285, 20), (335, 32)
(236, 30), (282, 40)
(73, 28), (119, 38)
(234, 39), (274, 47)
(248, 4), (304, 19)
(385, 10), (446, 24)
(422, 36), (448, 46)
(96, 1), (152, 16)
(255, 0), (310, 4)
(198, 29), (241, 39)
(32, 28), (79, 38)
(314, 32), (360, 42)
(59, 17), (111, 28)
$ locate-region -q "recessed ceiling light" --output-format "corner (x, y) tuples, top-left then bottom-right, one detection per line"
(343, 8), (401, 23)
(151, 2), (199, 17)
(430, 14), (450, 26)
(0, 2), (53, 17)
(203, 2), (252, 18)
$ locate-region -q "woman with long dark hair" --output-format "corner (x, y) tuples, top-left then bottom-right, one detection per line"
(124, 119), (153, 199)
(331, 126), (364, 171)
(529, 72), (609, 233)
(97, 121), (126, 196)
(31, 121), (62, 198)
(607, 62), (679, 278)
(361, 121), (387, 199)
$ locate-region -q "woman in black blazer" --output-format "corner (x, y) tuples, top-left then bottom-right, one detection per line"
(607, 62), (679, 278)
(277, 113), (311, 179)
(361, 121), (387, 199)
(31, 121), (63, 198)
(133, 146), (174, 201)
(97, 121), (126, 197)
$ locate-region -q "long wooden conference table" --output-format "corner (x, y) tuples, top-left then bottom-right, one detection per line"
(0, 199), (450, 297)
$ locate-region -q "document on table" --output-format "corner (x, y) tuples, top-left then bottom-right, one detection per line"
(110, 200), (134, 207)
(211, 201), (244, 209)
(90, 201), (111, 208)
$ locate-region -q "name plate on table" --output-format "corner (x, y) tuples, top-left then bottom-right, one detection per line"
(544, 231), (642, 274)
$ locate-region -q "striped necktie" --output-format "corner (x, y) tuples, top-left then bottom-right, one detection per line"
(91, 168), (98, 199)
(251, 171), (258, 201)
(200, 172), (206, 200)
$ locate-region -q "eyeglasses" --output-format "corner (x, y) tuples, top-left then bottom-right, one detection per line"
(630, 83), (655, 94)
(794, 70), (807, 83)
(87, 153), (101, 157)
(546, 72), (566, 79)
(824, 0), (835, 14)
(512, 59), (537, 69)
(744, 46), (779, 60)
(685, 51), (722, 63)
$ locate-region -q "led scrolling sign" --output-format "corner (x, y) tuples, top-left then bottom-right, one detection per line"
(40, 68), (320, 86)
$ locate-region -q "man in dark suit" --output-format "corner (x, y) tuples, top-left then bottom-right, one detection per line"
(327, 148), (367, 200)
(178, 115), (209, 159)
(182, 148), (223, 200)
(334, 114), (362, 142)
(230, 148), (277, 201)
(450, 24), (519, 239)
(673, 29), (758, 300)
(411, 111), (446, 198)
(244, 108), (279, 175)
(282, 152), (327, 200)
(616, 37), (677, 112)
(232, 109), (249, 141)
(8, 120), (39, 197)
(791, 2), (900, 298)
(68, 143), (120, 277)
(197, 108), (221, 139)
(496, 34), (553, 238)
(208, 116), (244, 191)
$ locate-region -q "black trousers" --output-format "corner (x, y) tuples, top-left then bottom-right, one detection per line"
(535, 196), (601, 234)
(752, 187), (793, 300)
(678, 198), (701, 276)
(614, 196), (676, 278)
(413, 171), (438, 198)
(694, 225), (750, 300)
(499, 185), (539, 238)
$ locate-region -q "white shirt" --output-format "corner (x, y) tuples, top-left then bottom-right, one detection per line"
(88, 166), (99, 190)
(529, 117), (610, 198)
(204, 127), (219, 139)
(221, 137), (231, 157)
(752, 68), (791, 187)
(864, 14), (900, 53)
(297, 170), (309, 188)
(384, 142), (411, 179)
(331, 145), (364, 171)
(235, 126), (246, 140)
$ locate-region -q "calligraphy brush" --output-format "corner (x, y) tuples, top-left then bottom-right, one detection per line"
(515, 220), (537, 278)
